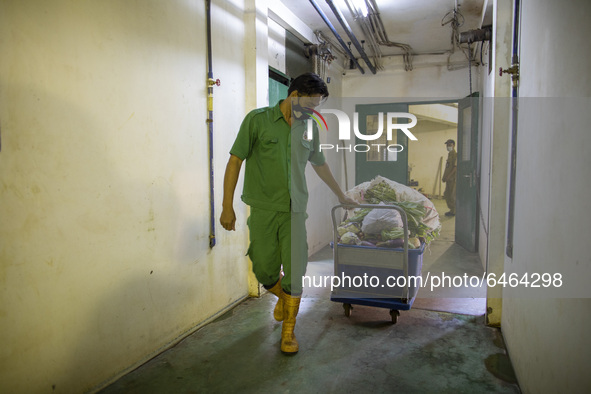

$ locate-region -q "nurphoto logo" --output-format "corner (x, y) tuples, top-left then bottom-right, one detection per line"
(305, 108), (418, 152)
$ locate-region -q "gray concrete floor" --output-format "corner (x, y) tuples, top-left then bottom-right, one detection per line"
(413, 198), (487, 316)
(100, 198), (519, 394)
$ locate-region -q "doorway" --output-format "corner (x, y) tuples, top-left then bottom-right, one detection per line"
(354, 99), (486, 316)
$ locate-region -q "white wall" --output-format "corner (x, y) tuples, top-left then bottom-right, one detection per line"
(408, 126), (457, 198)
(498, 0), (591, 392)
(268, 18), (287, 73)
(344, 55), (478, 99)
(477, 0), (514, 326)
(0, 1), (251, 392)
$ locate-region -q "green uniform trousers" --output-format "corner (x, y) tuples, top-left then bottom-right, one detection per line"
(444, 179), (456, 214)
(246, 207), (308, 295)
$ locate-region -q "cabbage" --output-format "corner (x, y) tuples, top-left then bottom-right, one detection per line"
(337, 222), (361, 237)
(340, 231), (361, 245)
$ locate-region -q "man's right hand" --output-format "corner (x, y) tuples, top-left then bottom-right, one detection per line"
(220, 207), (237, 231)
(220, 155), (243, 232)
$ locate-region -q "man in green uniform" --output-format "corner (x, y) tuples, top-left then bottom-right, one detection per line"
(442, 139), (457, 216)
(220, 73), (355, 354)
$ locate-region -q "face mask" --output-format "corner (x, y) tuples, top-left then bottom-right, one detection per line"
(447, 146), (453, 152)
(292, 103), (313, 120)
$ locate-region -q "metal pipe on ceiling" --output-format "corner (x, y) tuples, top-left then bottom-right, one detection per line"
(344, 0), (383, 70)
(366, 0), (414, 71)
(325, 0), (377, 74)
(308, 0), (366, 74)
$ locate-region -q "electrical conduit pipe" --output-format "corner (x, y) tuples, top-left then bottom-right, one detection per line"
(206, 0), (220, 248)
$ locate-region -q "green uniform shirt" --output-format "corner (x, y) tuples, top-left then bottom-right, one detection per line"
(230, 101), (326, 213)
(443, 150), (457, 182)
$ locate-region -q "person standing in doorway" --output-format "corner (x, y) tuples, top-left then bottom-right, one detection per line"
(442, 139), (457, 216)
(220, 73), (355, 355)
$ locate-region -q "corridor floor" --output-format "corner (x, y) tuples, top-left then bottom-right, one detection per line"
(99, 199), (520, 393)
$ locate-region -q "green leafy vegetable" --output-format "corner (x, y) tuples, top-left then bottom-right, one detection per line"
(345, 208), (371, 224)
(364, 181), (398, 204)
(336, 180), (441, 247)
(381, 227), (404, 241)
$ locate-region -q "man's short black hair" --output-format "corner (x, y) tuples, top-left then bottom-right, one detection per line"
(288, 73), (329, 98)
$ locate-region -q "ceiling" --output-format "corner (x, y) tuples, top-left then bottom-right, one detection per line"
(278, 0), (487, 63)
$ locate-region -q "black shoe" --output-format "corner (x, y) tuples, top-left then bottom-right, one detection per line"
(444, 211), (455, 217)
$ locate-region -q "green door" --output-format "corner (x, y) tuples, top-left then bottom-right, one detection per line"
(269, 68), (289, 107)
(355, 103), (409, 185)
(455, 93), (480, 252)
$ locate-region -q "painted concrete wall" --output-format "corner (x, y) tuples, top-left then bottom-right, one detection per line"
(343, 55), (478, 99)
(0, 1), (251, 392)
(268, 18), (287, 74)
(408, 126), (458, 198)
(499, 0), (591, 392)
(477, 0), (514, 326)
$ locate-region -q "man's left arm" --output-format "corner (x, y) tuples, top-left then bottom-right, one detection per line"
(312, 162), (357, 205)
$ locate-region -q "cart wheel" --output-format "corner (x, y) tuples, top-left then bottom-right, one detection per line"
(389, 309), (400, 324)
(343, 303), (352, 317)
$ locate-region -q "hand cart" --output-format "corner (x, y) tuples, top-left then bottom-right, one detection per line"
(330, 204), (425, 324)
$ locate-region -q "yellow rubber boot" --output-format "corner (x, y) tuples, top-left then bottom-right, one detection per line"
(267, 279), (284, 322)
(280, 293), (302, 354)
